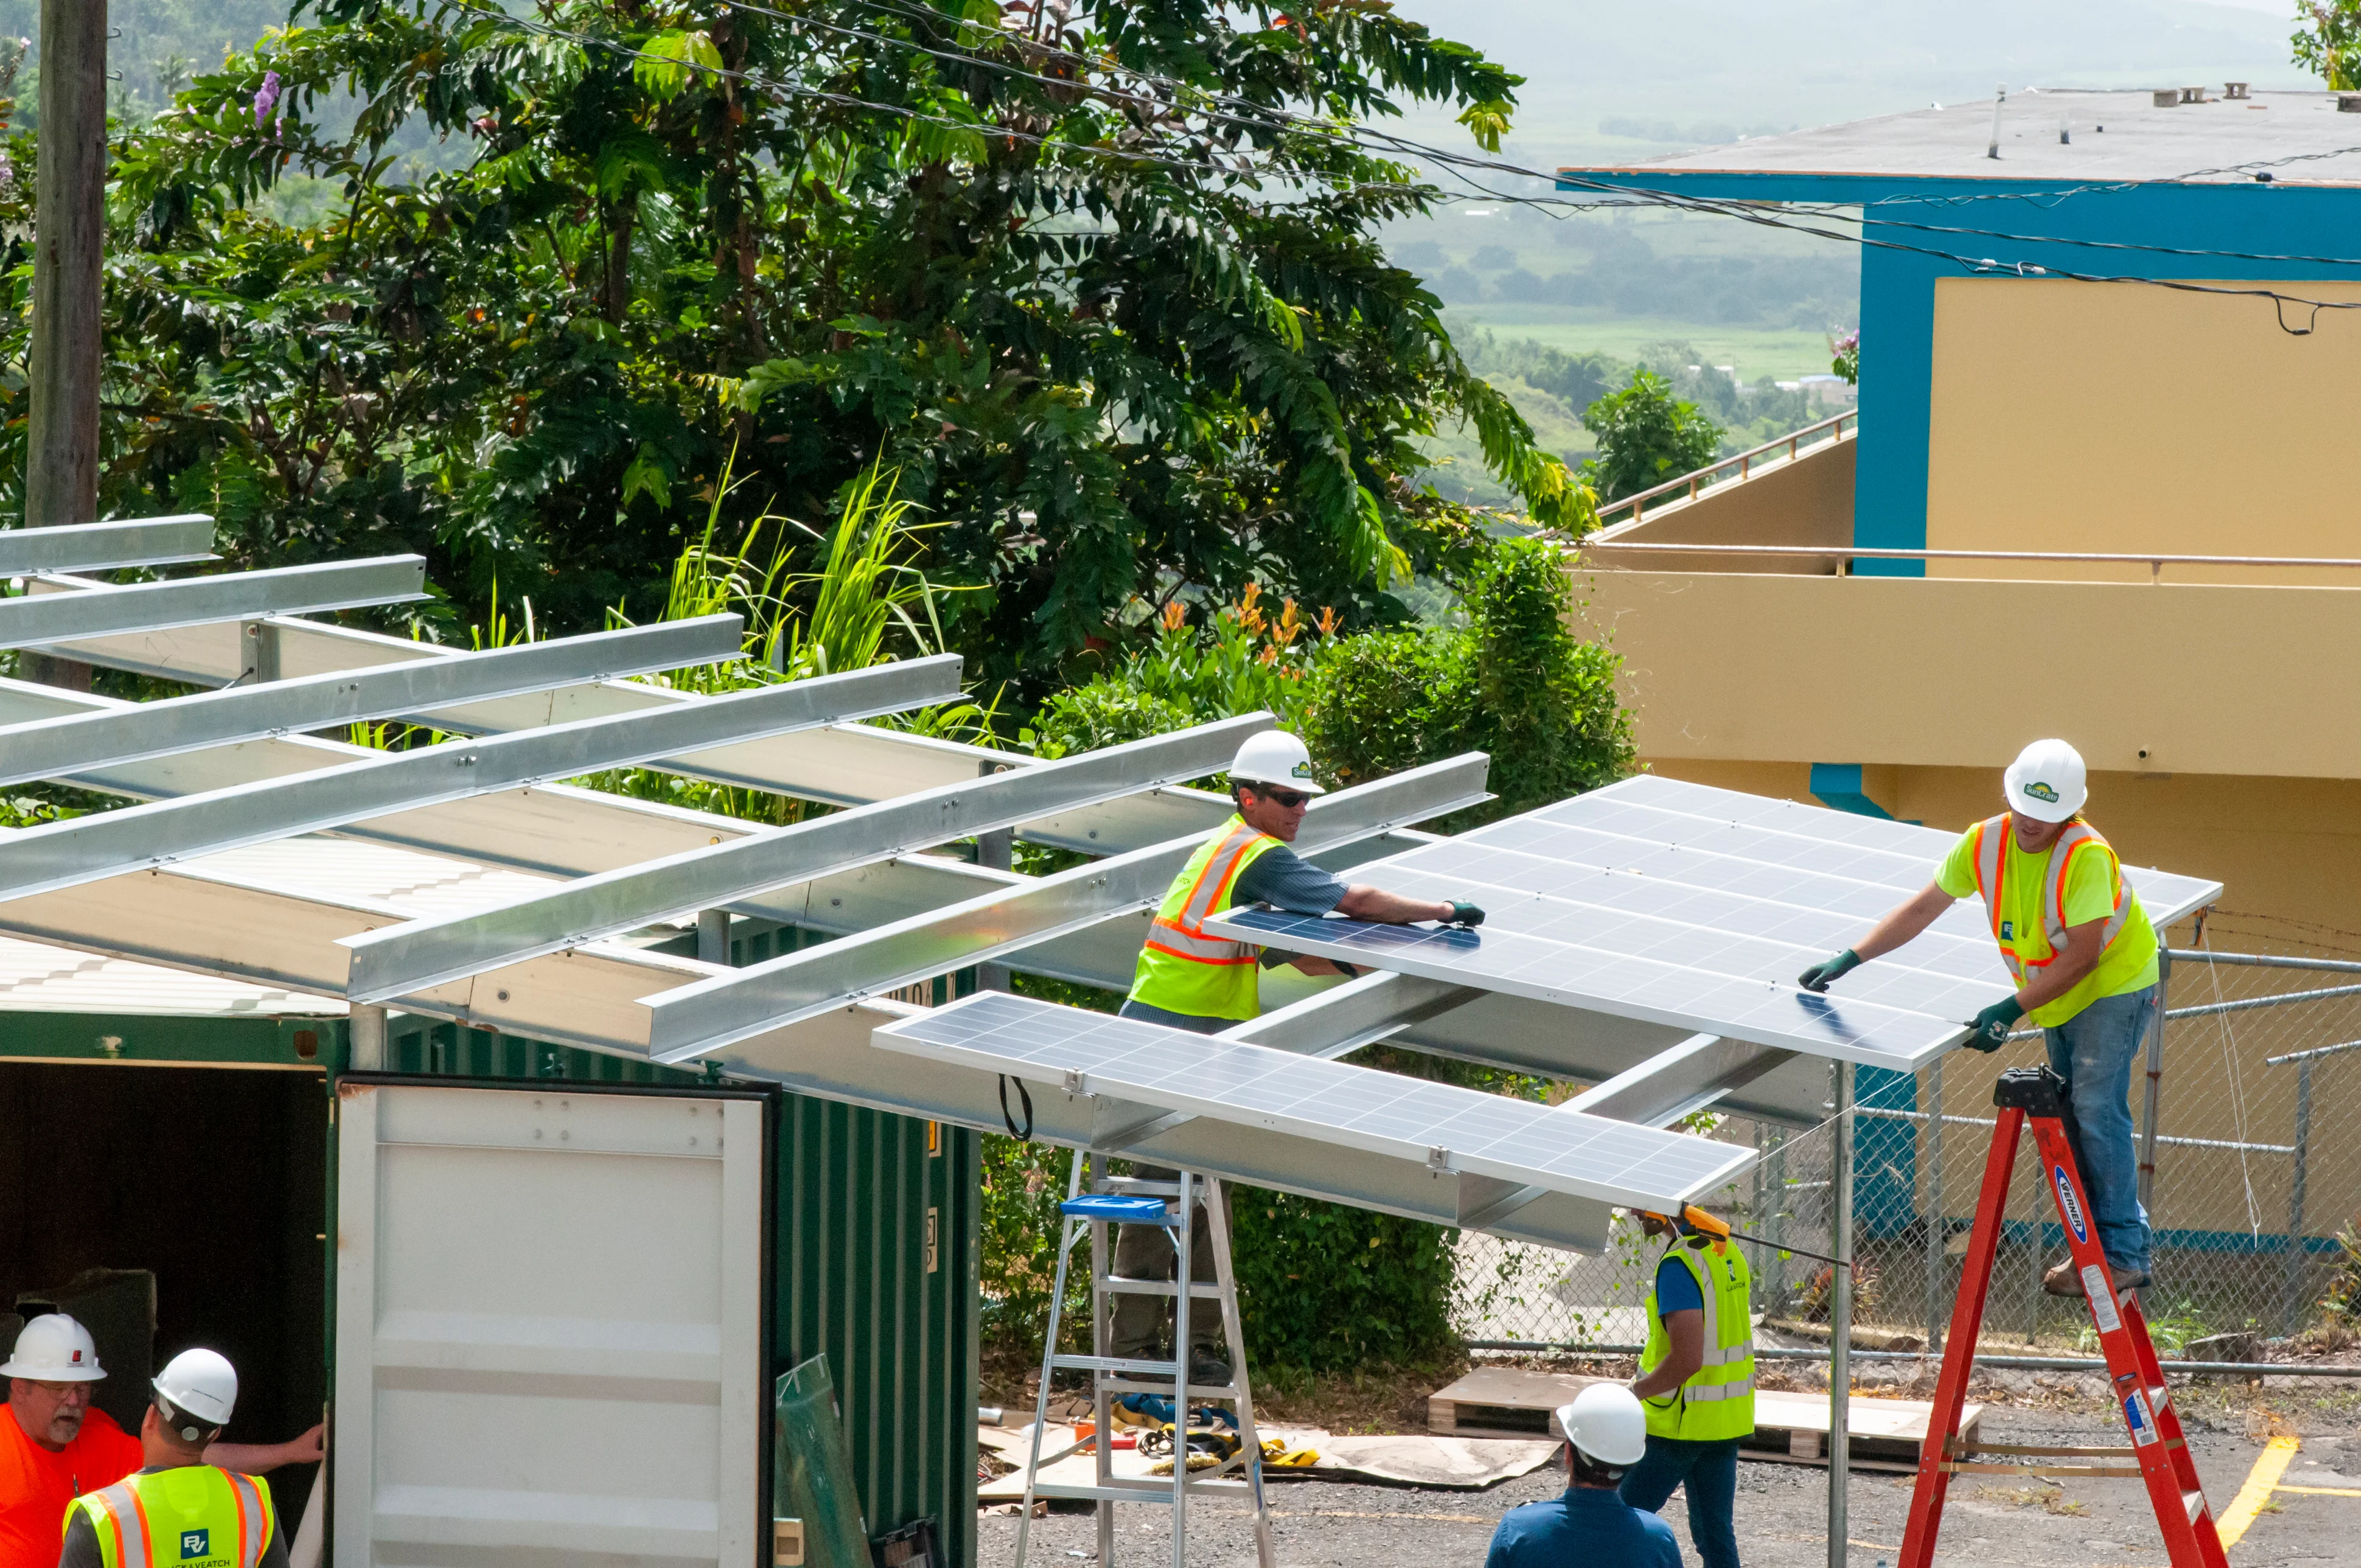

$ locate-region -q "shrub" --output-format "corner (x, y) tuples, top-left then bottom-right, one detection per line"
(1231, 1191), (1460, 1371)
(1462, 537), (1637, 815)
(1301, 629), (1478, 790)
(1580, 368), (1724, 501)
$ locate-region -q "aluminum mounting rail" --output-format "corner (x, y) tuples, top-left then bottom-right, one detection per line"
(641, 754), (1493, 1062)
(0, 616), (748, 787)
(1, 557), (429, 647)
(0, 656), (964, 906)
(0, 516), (217, 576)
(338, 713), (1277, 1002)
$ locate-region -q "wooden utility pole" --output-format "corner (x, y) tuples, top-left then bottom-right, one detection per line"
(23, 0), (106, 689)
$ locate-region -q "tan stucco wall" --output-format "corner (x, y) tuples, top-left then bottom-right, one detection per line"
(1583, 433), (1855, 576)
(1924, 277), (2361, 587)
(1583, 568), (2361, 781)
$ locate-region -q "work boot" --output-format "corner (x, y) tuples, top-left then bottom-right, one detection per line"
(2043, 1258), (2150, 1297)
(1187, 1348), (1232, 1389)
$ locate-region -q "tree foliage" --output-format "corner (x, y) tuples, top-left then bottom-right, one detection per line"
(2296, 1), (2361, 89)
(1577, 367), (1723, 503)
(16, 0), (1591, 696)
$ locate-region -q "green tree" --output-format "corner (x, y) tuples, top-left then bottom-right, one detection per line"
(2296, 1), (2361, 88)
(30, 0), (1589, 698)
(1578, 368), (1723, 502)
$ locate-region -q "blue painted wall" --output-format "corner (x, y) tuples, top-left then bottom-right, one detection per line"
(1557, 170), (2361, 572)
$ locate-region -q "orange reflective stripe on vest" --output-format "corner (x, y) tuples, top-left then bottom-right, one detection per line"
(94, 1482), (152, 1568)
(1142, 821), (1271, 967)
(1969, 814), (2132, 983)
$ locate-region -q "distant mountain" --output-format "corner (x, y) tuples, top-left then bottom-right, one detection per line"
(1387, 0), (2311, 152)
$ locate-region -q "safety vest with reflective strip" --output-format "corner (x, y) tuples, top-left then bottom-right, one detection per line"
(67, 1465), (276, 1568)
(1968, 814), (2133, 986)
(1126, 815), (1283, 1023)
(1638, 1236), (1756, 1442)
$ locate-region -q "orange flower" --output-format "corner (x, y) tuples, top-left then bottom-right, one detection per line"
(1257, 644), (1278, 666)
(1161, 599), (1187, 632)
(1316, 605), (1339, 637)
(1273, 598), (1303, 647)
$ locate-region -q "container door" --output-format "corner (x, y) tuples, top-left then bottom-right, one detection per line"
(333, 1080), (766, 1566)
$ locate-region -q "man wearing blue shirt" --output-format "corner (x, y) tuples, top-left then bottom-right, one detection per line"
(1485, 1384), (1683, 1568)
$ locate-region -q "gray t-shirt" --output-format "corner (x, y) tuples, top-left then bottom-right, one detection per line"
(1230, 843), (1348, 918)
(58, 1470), (291, 1568)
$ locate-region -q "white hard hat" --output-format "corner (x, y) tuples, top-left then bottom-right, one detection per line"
(1555, 1384), (1647, 1466)
(153, 1348), (238, 1434)
(2003, 738), (2087, 823)
(1, 1314), (105, 1382)
(1229, 730), (1324, 795)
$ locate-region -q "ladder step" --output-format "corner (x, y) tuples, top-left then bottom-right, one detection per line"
(1096, 1179), (1184, 1196)
(1024, 1479), (1258, 1504)
(1101, 1375), (1243, 1398)
(1052, 1354), (1180, 1376)
(1097, 1276), (1226, 1298)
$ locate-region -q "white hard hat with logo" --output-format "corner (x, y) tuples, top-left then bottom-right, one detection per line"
(1229, 730), (1325, 795)
(153, 1348), (239, 1437)
(1, 1314), (106, 1382)
(2003, 738), (2088, 823)
(1555, 1383), (1647, 1466)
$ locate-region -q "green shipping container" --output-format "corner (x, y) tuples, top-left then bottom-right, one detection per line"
(2, 1006), (980, 1566)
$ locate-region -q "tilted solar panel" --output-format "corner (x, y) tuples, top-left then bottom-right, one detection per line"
(872, 990), (1756, 1210)
(1203, 775), (2223, 1072)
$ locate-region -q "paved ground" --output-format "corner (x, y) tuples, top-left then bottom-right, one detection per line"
(977, 1409), (2361, 1566)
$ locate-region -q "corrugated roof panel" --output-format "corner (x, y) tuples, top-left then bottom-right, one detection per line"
(0, 934), (343, 1016)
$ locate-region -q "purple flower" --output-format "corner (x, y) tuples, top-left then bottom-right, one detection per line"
(253, 70), (281, 127)
(0, 156), (14, 190)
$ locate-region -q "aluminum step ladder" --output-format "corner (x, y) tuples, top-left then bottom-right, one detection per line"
(1013, 1155), (1275, 1568)
(1899, 1065), (2228, 1568)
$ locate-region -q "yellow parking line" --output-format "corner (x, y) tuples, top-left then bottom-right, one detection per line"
(2217, 1435), (2301, 1549)
(2276, 1485), (2361, 1498)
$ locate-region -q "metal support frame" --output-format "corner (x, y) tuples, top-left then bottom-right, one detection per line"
(1924, 1055), (1945, 1354)
(1829, 1058), (1854, 1568)
(0, 616), (746, 786)
(697, 910), (731, 967)
(4, 557), (430, 645)
(974, 758), (1016, 992)
(2139, 946), (2170, 1213)
(0, 515), (215, 576)
(349, 1003), (388, 1071)
(338, 714), (1272, 1002)
(643, 757), (1491, 1062)
(0, 658), (963, 907)
(2284, 1058), (2315, 1334)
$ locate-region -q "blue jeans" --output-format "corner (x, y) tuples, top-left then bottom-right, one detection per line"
(1619, 1435), (1739, 1568)
(2043, 983), (2158, 1277)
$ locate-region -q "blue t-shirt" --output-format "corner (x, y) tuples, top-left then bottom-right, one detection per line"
(1655, 1252), (1704, 1316)
(1485, 1485), (1683, 1568)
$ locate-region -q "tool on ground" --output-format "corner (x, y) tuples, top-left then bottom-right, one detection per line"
(1014, 1162), (1274, 1568)
(1638, 1204), (1849, 1271)
(1899, 1066), (2228, 1568)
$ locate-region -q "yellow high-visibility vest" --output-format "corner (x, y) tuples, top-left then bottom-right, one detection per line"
(1967, 814), (2135, 987)
(1638, 1236), (1756, 1443)
(1126, 815), (1282, 1022)
(66, 1465), (276, 1568)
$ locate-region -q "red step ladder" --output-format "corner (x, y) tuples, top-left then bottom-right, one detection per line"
(1900, 1065), (2228, 1568)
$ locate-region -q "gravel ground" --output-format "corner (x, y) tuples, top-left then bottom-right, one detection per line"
(977, 1407), (2361, 1567)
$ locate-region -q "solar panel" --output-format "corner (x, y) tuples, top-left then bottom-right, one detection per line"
(872, 989), (1755, 1209)
(1202, 776), (2223, 1072)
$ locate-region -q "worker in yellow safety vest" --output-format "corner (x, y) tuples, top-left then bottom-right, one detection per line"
(1620, 1208), (1754, 1568)
(1112, 729), (1487, 1382)
(1797, 737), (2160, 1296)
(60, 1350), (285, 1568)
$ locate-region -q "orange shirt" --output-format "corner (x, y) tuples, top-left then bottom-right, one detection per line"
(0, 1404), (142, 1568)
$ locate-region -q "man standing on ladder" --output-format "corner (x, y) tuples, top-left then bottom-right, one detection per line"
(1621, 1208), (1754, 1568)
(1799, 737), (2161, 1294)
(1114, 729), (1485, 1381)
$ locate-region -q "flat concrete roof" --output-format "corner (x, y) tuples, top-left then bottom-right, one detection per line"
(1561, 89), (2361, 189)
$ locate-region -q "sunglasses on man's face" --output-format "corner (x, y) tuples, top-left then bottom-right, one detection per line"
(1252, 787), (1312, 810)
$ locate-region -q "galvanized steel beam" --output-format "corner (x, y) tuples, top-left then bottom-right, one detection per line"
(339, 714), (1276, 1002)
(0, 616), (747, 786)
(641, 756), (1494, 1063)
(0, 658), (963, 907)
(0, 515), (215, 576)
(5, 557), (429, 646)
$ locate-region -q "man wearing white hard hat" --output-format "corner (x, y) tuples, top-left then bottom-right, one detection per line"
(0, 1317), (318, 1568)
(1111, 730), (1488, 1379)
(1798, 738), (2161, 1294)
(1484, 1384), (1679, 1567)
(60, 1348), (287, 1568)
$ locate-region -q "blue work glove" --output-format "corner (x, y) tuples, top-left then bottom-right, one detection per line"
(1444, 901), (1485, 927)
(1963, 995), (2026, 1051)
(1796, 948), (1861, 993)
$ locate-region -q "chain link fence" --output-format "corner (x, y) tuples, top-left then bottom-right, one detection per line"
(1456, 913), (2361, 1356)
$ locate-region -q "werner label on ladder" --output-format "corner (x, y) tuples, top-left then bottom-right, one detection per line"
(1900, 1065), (2229, 1568)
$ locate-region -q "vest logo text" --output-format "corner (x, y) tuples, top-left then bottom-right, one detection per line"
(2024, 781), (2060, 803)
(2000, 920), (2014, 940)
(180, 1528), (210, 1560)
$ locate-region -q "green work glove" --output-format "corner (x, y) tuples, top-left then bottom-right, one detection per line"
(1796, 948), (1861, 993)
(1443, 901), (1485, 927)
(1963, 995), (2026, 1052)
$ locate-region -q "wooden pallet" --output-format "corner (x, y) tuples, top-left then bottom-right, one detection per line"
(1426, 1365), (1979, 1472)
